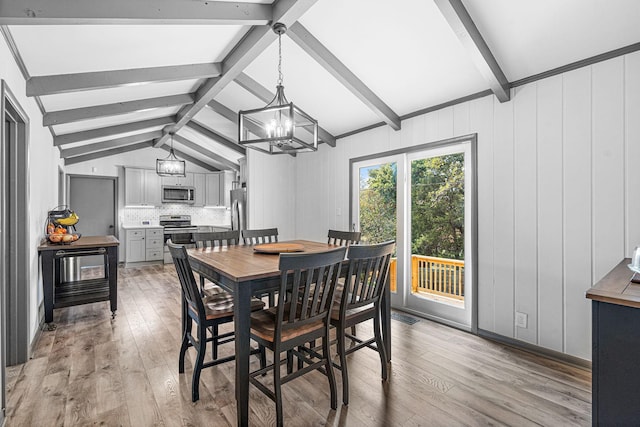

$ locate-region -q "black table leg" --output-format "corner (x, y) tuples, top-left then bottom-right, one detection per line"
(234, 283), (252, 427)
(42, 251), (55, 324)
(107, 246), (118, 317)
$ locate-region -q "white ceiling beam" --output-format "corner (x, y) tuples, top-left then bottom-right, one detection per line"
(234, 72), (337, 146)
(434, 0), (510, 102)
(172, 134), (239, 171)
(64, 141), (152, 165)
(43, 93), (193, 126)
(0, 1), (271, 25)
(54, 116), (175, 146)
(186, 121), (246, 155)
(60, 130), (163, 158)
(27, 63), (221, 97)
(288, 22), (401, 131)
(154, 0), (319, 148)
(160, 144), (220, 172)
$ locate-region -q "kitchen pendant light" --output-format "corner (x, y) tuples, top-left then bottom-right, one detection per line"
(156, 134), (186, 177)
(238, 22), (318, 155)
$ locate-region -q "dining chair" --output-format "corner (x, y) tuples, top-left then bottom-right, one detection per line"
(242, 227), (279, 245)
(248, 246), (347, 426)
(168, 241), (265, 402)
(193, 230), (241, 297)
(332, 240), (395, 405)
(242, 228), (279, 306)
(327, 229), (361, 246)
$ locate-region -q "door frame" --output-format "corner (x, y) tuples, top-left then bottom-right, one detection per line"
(349, 133), (478, 333)
(67, 174), (119, 238)
(1, 79), (31, 419)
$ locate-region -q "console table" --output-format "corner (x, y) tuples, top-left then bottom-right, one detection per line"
(38, 235), (119, 326)
(586, 259), (640, 425)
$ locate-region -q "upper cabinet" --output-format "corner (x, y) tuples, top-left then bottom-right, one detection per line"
(205, 171), (235, 207)
(161, 173), (194, 187)
(193, 173), (206, 207)
(125, 167), (161, 206)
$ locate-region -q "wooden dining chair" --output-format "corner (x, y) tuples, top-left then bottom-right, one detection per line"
(242, 228), (279, 245)
(193, 230), (241, 297)
(242, 228), (279, 306)
(248, 246), (347, 426)
(168, 241), (265, 402)
(327, 229), (361, 247)
(332, 240), (395, 405)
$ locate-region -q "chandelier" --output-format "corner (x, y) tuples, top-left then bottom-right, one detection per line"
(156, 134), (186, 176)
(238, 22), (318, 155)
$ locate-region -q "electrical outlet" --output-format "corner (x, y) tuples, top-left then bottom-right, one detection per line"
(336, 208), (342, 216)
(515, 312), (528, 328)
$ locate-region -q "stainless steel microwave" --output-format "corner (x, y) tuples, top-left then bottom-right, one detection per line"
(162, 186), (195, 204)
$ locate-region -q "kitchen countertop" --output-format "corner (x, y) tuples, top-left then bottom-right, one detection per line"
(122, 224), (163, 229)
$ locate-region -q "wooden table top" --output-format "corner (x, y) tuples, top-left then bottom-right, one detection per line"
(586, 258), (640, 308)
(38, 235), (119, 251)
(187, 240), (338, 283)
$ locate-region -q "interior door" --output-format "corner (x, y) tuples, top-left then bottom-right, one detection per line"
(69, 176), (117, 269)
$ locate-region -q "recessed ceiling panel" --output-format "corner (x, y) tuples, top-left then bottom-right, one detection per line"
(53, 106), (181, 134)
(299, 0), (489, 117)
(9, 25), (249, 75)
(463, 0), (640, 81)
(242, 37), (381, 135)
(41, 79), (201, 111)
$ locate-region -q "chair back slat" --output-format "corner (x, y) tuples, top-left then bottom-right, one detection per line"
(275, 247), (347, 338)
(327, 229), (361, 247)
(342, 241), (395, 311)
(242, 228), (279, 245)
(168, 241), (205, 317)
(193, 230), (240, 249)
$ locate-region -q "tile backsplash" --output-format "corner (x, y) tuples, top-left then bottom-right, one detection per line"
(121, 206), (230, 226)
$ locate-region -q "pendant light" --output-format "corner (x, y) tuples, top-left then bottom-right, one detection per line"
(156, 134), (186, 177)
(238, 22), (318, 155)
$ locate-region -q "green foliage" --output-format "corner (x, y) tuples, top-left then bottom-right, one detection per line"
(358, 154), (464, 260)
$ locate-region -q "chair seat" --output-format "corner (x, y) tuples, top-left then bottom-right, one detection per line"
(250, 308), (324, 343)
(203, 283), (228, 297)
(330, 303), (374, 322)
(190, 293), (265, 320)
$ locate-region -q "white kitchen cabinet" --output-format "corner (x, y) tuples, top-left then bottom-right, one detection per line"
(126, 227), (164, 264)
(124, 167), (161, 206)
(205, 173), (221, 207)
(161, 173), (194, 187)
(221, 170), (235, 207)
(193, 173), (206, 207)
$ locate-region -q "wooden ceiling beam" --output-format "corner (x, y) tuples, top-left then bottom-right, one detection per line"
(0, 1), (271, 25)
(287, 22), (401, 131)
(54, 116), (175, 146)
(154, 0), (319, 148)
(234, 72), (337, 146)
(186, 121), (245, 155)
(64, 141), (152, 165)
(44, 93), (193, 126)
(172, 134), (239, 171)
(27, 63), (221, 97)
(434, 0), (510, 102)
(160, 143), (220, 172)
(60, 130), (163, 158)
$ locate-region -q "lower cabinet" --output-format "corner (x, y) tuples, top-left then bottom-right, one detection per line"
(126, 227), (164, 264)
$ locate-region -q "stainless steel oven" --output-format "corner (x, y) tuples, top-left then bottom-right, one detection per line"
(159, 214), (197, 264)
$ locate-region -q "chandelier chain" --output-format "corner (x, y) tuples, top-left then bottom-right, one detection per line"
(277, 32), (283, 86)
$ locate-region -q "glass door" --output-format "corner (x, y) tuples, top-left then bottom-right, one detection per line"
(406, 143), (473, 329)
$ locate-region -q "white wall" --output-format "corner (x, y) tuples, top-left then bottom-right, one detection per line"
(0, 35), (61, 351)
(253, 50), (640, 361)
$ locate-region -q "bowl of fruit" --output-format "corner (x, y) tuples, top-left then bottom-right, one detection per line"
(47, 225), (80, 244)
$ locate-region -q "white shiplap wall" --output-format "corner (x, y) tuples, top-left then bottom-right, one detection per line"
(249, 50), (640, 360)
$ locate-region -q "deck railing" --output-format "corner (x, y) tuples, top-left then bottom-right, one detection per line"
(389, 255), (464, 300)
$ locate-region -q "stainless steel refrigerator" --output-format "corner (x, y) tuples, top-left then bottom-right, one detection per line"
(230, 187), (247, 231)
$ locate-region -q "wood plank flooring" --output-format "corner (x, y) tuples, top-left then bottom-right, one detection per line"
(5, 264), (591, 426)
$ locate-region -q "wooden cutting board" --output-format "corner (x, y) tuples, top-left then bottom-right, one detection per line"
(253, 242), (305, 254)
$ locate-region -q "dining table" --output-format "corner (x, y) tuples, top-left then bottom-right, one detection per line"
(187, 239), (392, 427)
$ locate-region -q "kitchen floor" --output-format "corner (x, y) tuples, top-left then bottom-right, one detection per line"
(5, 265), (591, 426)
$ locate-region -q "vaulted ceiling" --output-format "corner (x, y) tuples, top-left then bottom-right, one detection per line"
(1, 0), (639, 171)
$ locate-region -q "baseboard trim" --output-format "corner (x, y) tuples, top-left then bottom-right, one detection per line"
(478, 329), (592, 370)
(29, 302), (46, 359)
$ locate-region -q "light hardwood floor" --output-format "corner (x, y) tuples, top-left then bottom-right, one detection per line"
(5, 264), (591, 426)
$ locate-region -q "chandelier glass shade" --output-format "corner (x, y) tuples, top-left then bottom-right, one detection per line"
(156, 135), (186, 177)
(238, 23), (318, 155)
